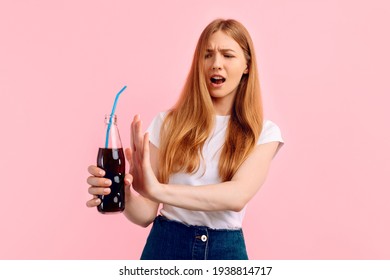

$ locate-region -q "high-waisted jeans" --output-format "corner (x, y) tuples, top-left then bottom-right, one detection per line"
(140, 215), (248, 260)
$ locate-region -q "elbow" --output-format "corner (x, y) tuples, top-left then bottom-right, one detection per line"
(133, 218), (154, 228)
(229, 192), (255, 212)
(229, 200), (247, 212)
(138, 220), (153, 228)
(137, 215), (156, 228)
(226, 182), (263, 212)
(124, 214), (155, 228)
(231, 205), (245, 212)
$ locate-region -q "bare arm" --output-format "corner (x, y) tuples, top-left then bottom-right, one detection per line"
(122, 143), (160, 227)
(136, 130), (280, 212)
(156, 141), (279, 212)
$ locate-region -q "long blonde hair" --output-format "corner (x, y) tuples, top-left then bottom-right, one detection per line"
(158, 19), (263, 183)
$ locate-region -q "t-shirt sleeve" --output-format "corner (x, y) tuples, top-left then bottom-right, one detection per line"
(257, 120), (284, 155)
(146, 112), (167, 148)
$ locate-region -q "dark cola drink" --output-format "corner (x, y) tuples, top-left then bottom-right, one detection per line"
(97, 147), (125, 213)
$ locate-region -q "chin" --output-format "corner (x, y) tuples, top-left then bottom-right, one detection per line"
(209, 90), (233, 98)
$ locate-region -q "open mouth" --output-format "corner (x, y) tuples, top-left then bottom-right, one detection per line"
(210, 75), (226, 85)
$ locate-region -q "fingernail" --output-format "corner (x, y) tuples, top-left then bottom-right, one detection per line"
(99, 170), (104, 176)
(105, 180), (111, 185)
(95, 199), (100, 204)
(104, 188), (110, 194)
(125, 178), (131, 184)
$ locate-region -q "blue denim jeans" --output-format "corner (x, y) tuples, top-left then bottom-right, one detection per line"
(140, 215), (248, 260)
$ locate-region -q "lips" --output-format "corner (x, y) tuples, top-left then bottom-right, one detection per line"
(210, 74), (226, 85)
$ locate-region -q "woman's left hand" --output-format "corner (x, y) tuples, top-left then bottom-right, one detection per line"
(127, 115), (162, 201)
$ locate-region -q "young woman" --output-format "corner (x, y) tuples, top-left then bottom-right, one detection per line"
(87, 19), (284, 260)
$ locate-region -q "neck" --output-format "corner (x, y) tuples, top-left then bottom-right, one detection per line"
(212, 97), (234, 116)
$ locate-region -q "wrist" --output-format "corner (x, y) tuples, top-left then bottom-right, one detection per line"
(148, 182), (165, 203)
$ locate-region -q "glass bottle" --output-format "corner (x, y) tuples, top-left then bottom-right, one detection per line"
(96, 114), (125, 213)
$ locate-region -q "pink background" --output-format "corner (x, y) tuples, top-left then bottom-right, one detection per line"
(0, 0), (389, 259)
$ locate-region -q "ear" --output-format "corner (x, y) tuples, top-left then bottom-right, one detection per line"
(243, 66), (249, 74)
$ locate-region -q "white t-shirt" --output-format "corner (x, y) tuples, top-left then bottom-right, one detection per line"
(147, 112), (284, 229)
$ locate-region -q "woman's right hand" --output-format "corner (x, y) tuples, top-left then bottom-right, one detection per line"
(86, 165), (112, 208)
(86, 165), (133, 208)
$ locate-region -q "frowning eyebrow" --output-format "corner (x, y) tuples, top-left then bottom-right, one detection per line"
(206, 48), (236, 53)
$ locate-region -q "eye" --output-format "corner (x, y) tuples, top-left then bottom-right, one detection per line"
(205, 53), (212, 59)
(224, 54), (234, 58)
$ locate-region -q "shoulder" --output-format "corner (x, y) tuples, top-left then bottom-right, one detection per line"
(257, 120), (284, 150)
(146, 111), (169, 148)
(153, 111), (168, 122)
(148, 111), (169, 127)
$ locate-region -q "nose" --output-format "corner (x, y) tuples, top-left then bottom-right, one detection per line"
(211, 54), (222, 70)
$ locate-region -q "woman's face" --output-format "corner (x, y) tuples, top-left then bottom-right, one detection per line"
(203, 30), (248, 115)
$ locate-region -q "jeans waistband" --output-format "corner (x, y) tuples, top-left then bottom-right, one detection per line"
(156, 215), (243, 233)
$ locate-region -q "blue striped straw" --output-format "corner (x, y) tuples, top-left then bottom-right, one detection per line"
(105, 85), (127, 148)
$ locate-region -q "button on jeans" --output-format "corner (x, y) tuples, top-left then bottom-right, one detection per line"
(140, 215), (248, 260)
